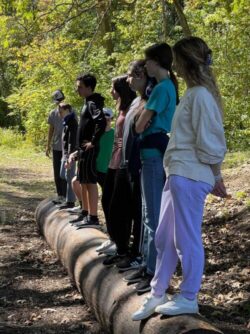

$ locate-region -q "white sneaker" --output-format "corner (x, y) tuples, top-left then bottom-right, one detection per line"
(132, 293), (167, 321)
(155, 294), (199, 315)
(67, 205), (82, 213)
(96, 239), (114, 253)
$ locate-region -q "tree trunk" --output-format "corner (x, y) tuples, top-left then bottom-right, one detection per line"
(172, 0), (192, 36)
(35, 199), (223, 334)
(161, 0), (168, 40)
(96, 0), (114, 56)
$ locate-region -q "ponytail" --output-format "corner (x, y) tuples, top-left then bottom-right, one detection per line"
(144, 43), (179, 105)
(169, 69), (179, 105)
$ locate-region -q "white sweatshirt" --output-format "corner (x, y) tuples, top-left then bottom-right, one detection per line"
(164, 86), (227, 186)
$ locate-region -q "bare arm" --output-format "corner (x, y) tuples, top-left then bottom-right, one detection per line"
(135, 109), (154, 134)
(46, 124), (54, 157)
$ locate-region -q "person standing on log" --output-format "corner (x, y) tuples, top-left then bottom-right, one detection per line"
(99, 75), (136, 259)
(57, 102), (78, 210)
(69, 74), (106, 228)
(46, 89), (67, 203)
(95, 107), (115, 192)
(126, 43), (178, 294)
(67, 108), (114, 216)
(132, 37), (227, 321)
(112, 60), (156, 270)
(99, 62), (155, 268)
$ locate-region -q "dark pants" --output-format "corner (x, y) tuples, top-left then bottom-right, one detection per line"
(97, 171), (106, 193)
(52, 150), (67, 197)
(102, 168), (142, 256)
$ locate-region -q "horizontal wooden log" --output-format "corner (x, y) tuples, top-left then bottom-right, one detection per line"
(35, 199), (223, 334)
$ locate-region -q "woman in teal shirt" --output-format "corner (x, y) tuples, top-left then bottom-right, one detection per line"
(132, 43), (178, 293)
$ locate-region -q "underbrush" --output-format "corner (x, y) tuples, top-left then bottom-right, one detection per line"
(1, 128), (249, 170)
(0, 127), (28, 149)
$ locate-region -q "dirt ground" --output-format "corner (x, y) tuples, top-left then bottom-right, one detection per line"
(0, 152), (249, 334)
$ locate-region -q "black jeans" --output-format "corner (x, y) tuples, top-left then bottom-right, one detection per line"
(97, 171), (106, 193)
(102, 168), (142, 256)
(52, 150), (67, 197)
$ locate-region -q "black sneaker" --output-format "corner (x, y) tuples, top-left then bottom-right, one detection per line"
(123, 266), (146, 283)
(70, 213), (87, 224)
(52, 196), (65, 204)
(116, 256), (142, 272)
(103, 254), (126, 267)
(58, 202), (75, 210)
(73, 216), (88, 227)
(134, 273), (153, 293)
(76, 216), (101, 230)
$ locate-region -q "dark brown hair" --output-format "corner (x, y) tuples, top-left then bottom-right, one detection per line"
(112, 75), (137, 111)
(128, 59), (157, 100)
(145, 43), (179, 104)
(76, 73), (97, 91)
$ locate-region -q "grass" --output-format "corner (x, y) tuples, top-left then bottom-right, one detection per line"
(223, 151), (250, 169)
(0, 143), (54, 210)
(0, 128), (249, 213)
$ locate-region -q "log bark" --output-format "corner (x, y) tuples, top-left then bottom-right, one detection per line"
(35, 199), (223, 334)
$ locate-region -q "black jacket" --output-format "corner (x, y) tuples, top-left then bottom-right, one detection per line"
(62, 112), (78, 158)
(77, 93), (106, 153)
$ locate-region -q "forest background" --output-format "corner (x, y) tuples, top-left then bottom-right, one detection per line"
(0, 0), (249, 151)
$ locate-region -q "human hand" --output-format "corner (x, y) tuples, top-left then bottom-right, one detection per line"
(83, 142), (94, 151)
(211, 179), (228, 198)
(45, 146), (51, 157)
(64, 160), (71, 169)
(68, 152), (77, 163)
(144, 119), (152, 130)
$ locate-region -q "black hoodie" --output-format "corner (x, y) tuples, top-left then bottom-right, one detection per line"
(62, 111), (78, 158)
(77, 93), (106, 155)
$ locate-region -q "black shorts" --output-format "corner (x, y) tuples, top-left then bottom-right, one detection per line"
(78, 148), (98, 184)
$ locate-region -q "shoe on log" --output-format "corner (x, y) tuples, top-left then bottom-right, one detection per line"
(35, 198), (223, 334)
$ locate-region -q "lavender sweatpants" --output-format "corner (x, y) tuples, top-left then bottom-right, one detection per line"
(151, 175), (213, 300)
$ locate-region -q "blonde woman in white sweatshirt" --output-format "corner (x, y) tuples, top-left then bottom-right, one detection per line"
(132, 36), (227, 321)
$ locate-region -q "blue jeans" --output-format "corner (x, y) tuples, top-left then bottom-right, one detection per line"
(60, 157), (76, 203)
(141, 156), (165, 275)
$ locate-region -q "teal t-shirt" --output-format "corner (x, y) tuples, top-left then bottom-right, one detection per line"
(141, 78), (176, 160)
(96, 128), (115, 173)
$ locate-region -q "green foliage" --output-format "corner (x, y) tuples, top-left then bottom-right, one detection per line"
(0, 0), (249, 150)
(235, 191), (247, 199)
(0, 127), (26, 148)
(223, 150), (250, 168)
(185, 0), (250, 150)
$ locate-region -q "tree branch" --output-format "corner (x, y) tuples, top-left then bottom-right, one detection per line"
(81, 0), (112, 61)
(172, 0), (191, 37)
(41, 3), (97, 35)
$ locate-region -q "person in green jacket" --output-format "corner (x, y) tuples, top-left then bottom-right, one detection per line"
(96, 108), (115, 191)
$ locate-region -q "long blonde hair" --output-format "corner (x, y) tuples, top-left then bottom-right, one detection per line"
(173, 37), (223, 114)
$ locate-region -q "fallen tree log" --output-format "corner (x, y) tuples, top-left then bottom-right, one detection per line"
(35, 199), (223, 334)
